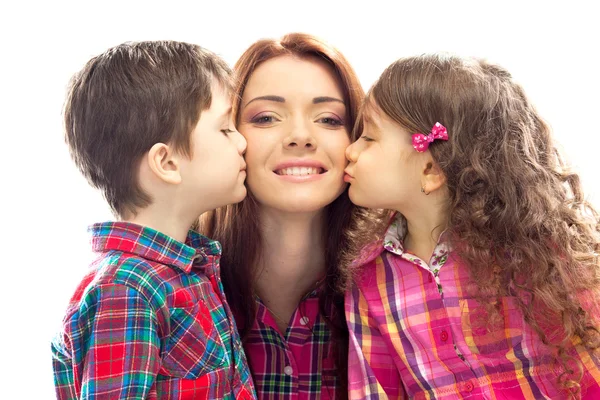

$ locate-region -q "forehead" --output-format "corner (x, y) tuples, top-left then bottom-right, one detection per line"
(361, 99), (386, 129)
(242, 55), (344, 100)
(201, 82), (231, 120)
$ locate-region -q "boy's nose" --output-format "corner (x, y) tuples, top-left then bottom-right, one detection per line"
(235, 130), (247, 155)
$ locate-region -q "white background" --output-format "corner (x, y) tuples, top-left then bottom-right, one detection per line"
(2, 0), (599, 397)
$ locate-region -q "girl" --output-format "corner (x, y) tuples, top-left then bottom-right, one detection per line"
(202, 33), (375, 399)
(344, 54), (600, 399)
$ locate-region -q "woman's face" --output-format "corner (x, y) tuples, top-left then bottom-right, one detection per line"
(237, 55), (350, 214)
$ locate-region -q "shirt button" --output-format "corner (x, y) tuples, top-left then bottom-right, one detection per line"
(464, 381), (474, 392)
(475, 327), (487, 336)
(300, 317), (309, 326)
(284, 365), (293, 376)
(440, 330), (448, 342)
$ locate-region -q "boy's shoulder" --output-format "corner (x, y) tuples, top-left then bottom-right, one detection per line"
(94, 249), (180, 295)
(66, 249), (183, 312)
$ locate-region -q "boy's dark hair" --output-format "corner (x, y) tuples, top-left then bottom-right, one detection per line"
(64, 40), (232, 218)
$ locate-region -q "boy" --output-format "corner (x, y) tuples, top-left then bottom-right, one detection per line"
(51, 41), (255, 399)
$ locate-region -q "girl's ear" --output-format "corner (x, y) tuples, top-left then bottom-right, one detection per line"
(420, 158), (446, 195)
(147, 143), (182, 185)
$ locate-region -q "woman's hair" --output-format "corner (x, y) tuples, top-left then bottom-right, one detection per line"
(200, 33), (376, 398)
(366, 53), (600, 395)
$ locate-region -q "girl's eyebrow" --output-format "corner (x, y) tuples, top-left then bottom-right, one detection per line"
(244, 95), (285, 107)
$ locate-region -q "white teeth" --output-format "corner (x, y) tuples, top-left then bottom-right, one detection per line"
(276, 167), (322, 176)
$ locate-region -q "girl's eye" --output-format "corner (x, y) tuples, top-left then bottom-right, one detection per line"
(361, 135), (374, 142)
(317, 116), (344, 127)
(250, 114), (278, 124)
(220, 129), (234, 136)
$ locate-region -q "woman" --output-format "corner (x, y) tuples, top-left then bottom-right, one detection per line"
(202, 33), (372, 399)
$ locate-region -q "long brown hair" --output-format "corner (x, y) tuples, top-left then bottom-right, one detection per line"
(366, 54), (600, 395)
(201, 33), (372, 397)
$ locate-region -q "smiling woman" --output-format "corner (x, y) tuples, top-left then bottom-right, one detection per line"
(201, 33), (377, 400)
(238, 54), (350, 213)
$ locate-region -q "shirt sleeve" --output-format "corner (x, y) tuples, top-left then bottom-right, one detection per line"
(577, 340), (600, 399)
(74, 284), (162, 399)
(346, 282), (406, 400)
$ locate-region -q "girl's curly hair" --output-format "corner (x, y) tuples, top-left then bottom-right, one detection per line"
(368, 54), (600, 396)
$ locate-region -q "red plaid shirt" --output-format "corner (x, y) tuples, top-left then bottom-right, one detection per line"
(242, 292), (339, 400)
(51, 222), (256, 399)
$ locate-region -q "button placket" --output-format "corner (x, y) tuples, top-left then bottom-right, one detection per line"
(440, 330), (449, 342)
(463, 380), (474, 392)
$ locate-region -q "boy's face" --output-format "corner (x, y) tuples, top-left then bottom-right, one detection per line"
(180, 83), (247, 214)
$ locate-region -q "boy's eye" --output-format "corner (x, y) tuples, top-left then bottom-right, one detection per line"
(220, 129), (234, 136)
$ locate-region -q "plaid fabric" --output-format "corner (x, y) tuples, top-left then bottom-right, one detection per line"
(51, 222), (256, 399)
(346, 214), (600, 400)
(243, 292), (338, 399)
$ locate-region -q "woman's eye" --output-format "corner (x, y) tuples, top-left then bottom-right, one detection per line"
(318, 116), (344, 126)
(361, 135), (374, 142)
(220, 129), (234, 136)
(250, 114), (277, 124)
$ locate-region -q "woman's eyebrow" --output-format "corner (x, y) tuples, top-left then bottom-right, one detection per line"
(244, 95), (285, 107)
(313, 96), (344, 105)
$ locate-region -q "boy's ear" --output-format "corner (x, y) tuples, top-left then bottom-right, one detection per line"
(147, 143), (182, 185)
(421, 157), (446, 194)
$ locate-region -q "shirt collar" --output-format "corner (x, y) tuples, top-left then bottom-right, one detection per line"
(383, 213), (450, 257)
(89, 221), (222, 274)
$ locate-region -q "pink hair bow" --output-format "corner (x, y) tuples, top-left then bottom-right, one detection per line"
(412, 122), (448, 152)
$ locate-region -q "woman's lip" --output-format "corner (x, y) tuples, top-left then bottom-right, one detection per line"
(275, 172), (325, 183)
(343, 173), (353, 182)
(273, 159), (327, 171)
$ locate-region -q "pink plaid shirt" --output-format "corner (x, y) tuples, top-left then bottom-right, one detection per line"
(242, 292), (339, 399)
(346, 215), (600, 399)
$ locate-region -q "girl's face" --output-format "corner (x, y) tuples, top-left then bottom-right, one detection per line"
(237, 55), (350, 214)
(344, 102), (426, 212)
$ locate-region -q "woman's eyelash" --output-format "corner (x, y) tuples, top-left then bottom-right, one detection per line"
(361, 136), (374, 142)
(250, 114), (276, 124)
(318, 117), (344, 126)
(248, 114), (344, 126)
(220, 128), (234, 135)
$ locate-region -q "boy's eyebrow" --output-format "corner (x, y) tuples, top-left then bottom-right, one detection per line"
(244, 95), (285, 107)
(219, 107), (232, 119)
(313, 96), (344, 105)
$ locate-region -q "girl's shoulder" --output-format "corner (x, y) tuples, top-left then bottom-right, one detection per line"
(352, 239), (385, 268)
(349, 239), (385, 290)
